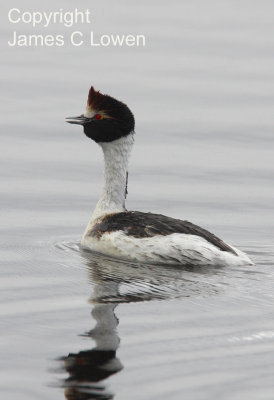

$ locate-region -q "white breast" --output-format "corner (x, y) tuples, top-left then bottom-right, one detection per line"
(81, 231), (253, 267)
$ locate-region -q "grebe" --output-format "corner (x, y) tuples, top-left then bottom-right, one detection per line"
(66, 86), (252, 267)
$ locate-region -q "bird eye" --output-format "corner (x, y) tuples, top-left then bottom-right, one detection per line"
(95, 114), (104, 120)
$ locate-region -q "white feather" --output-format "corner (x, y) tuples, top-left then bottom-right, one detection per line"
(82, 231), (253, 266)
(83, 134), (133, 232)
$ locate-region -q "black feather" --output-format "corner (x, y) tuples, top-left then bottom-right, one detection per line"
(88, 211), (237, 255)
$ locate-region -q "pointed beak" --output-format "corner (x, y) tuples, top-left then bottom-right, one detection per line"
(66, 116), (90, 125)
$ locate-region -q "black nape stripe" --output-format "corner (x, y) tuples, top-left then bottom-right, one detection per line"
(88, 211), (237, 255)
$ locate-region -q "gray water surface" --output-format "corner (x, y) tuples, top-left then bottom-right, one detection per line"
(1, 1), (274, 399)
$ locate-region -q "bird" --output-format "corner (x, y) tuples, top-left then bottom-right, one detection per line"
(66, 86), (253, 267)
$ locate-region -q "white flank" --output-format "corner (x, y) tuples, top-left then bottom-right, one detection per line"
(82, 231), (253, 266)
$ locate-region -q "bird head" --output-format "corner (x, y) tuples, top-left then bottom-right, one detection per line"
(66, 86), (135, 143)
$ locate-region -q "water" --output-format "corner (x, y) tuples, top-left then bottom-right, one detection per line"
(1, 0), (274, 399)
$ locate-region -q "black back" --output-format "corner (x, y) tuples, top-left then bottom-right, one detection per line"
(88, 211), (237, 255)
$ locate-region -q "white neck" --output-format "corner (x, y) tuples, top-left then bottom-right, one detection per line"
(90, 133), (134, 222)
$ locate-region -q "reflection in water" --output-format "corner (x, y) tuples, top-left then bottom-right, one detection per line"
(82, 248), (222, 303)
(57, 244), (222, 399)
(56, 240), (223, 302)
(61, 302), (122, 399)
(59, 256), (124, 399)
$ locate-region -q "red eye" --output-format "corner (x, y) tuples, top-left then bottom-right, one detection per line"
(95, 114), (103, 120)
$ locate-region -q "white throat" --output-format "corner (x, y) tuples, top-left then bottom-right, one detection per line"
(90, 133), (134, 222)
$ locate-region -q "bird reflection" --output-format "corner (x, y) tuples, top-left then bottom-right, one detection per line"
(60, 262), (123, 399)
(57, 244), (221, 399)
